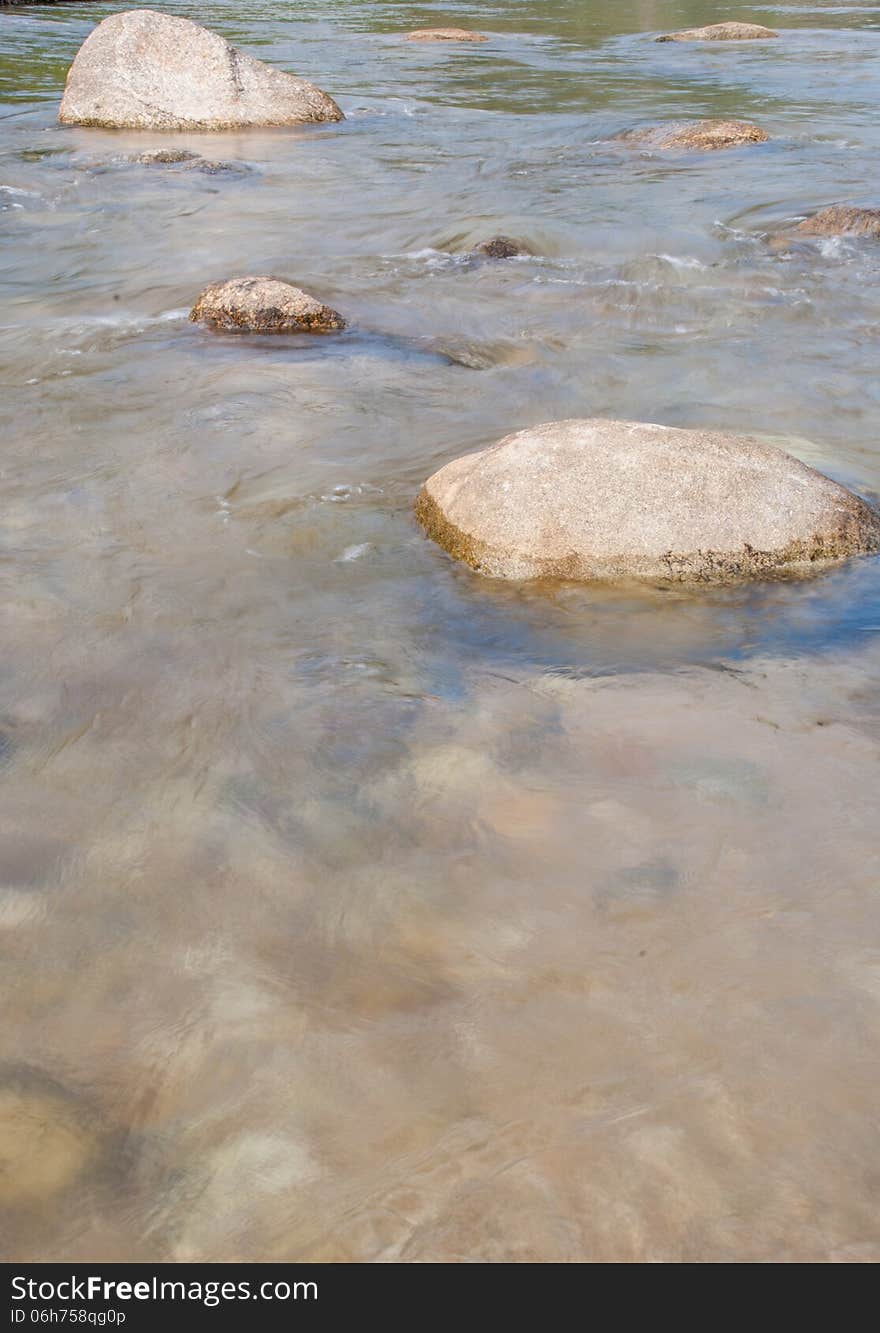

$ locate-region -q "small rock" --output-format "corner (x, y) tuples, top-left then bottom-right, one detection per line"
(405, 28), (488, 43)
(415, 418), (880, 584)
(656, 22), (778, 42)
(59, 10), (343, 130)
(473, 236), (531, 259)
(134, 149), (201, 166)
(190, 276), (346, 334)
(796, 206), (880, 239)
(123, 151), (247, 175)
(196, 160), (250, 176)
(619, 119), (769, 151)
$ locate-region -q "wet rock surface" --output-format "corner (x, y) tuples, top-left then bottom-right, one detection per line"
(472, 235), (532, 259)
(796, 205), (880, 239)
(405, 28), (488, 43)
(127, 150), (249, 175)
(190, 276), (347, 334)
(133, 149), (201, 166)
(415, 418), (880, 583)
(619, 119), (769, 150)
(656, 22), (779, 42)
(58, 10), (344, 131)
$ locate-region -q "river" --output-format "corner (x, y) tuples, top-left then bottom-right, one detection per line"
(2, 0), (880, 1262)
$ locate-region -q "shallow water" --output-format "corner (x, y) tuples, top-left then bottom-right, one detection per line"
(2, 0), (880, 1262)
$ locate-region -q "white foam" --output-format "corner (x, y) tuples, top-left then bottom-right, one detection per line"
(653, 253), (709, 271)
(336, 543), (373, 563)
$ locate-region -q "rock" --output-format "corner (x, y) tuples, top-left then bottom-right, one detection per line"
(196, 160), (251, 176)
(619, 119), (768, 151)
(796, 206), (880, 239)
(190, 276), (346, 334)
(656, 22), (778, 42)
(414, 418), (880, 584)
(133, 149), (201, 165)
(132, 151), (248, 175)
(473, 236), (531, 259)
(405, 28), (488, 43)
(58, 10), (343, 131)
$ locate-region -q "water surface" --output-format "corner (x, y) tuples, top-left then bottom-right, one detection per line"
(2, 0), (880, 1262)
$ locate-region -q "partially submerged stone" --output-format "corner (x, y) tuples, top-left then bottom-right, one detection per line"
(656, 22), (778, 42)
(415, 418), (880, 584)
(405, 28), (488, 43)
(796, 205), (880, 239)
(59, 10), (343, 130)
(473, 236), (531, 259)
(619, 119), (768, 151)
(190, 276), (346, 334)
(133, 149), (201, 165)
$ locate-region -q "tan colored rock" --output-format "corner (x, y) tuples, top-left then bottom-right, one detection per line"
(59, 10), (343, 131)
(415, 418), (880, 584)
(405, 28), (488, 43)
(620, 119), (768, 150)
(190, 276), (346, 334)
(796, 205), (880, 239)
(656, 22), (778, 42)
(473, 236), (531, 259)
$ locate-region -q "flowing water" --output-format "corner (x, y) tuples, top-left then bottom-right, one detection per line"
(2, 0), (880, 1262)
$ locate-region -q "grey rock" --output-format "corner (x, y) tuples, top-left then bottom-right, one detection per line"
(59, 10), (343, 131)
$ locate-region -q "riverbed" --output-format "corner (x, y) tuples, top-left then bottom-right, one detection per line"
(2, 0), (880, 1261)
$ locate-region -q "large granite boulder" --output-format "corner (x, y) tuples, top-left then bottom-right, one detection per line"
(619, 119), (768, 150)
(656, 23), (778, 42)
(58, 10), (343, 130)
(190, 277), (346, 334)
(796, 206), (880, 239)
(415, 418), (880, 583)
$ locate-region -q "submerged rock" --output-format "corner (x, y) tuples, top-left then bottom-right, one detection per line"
(473, 236), (532, 259)
(190, 276), (346, 334)
(796, 205), (880, 239)
(621, 119), (768, 150)
(133, 151), (248, 175)
(619, 119), (768, 150)
(0, 1066), (98, 1208)
(196, 160), (251, 176)
(656, 22), (778, 42)
(405, 28), (488, 43)
(133, 149), (200, 165)
(415, 418), (880, 584)
(59, 10), (344, 131)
